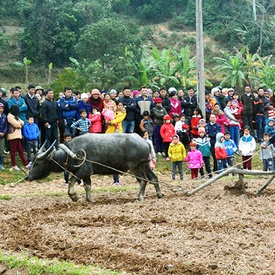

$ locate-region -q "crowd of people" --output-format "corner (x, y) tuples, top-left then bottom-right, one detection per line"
(0, 84), (274, 182)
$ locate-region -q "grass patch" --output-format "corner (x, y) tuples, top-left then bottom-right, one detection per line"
(0, 251), (122, 275)
(0, 195), (12, 200)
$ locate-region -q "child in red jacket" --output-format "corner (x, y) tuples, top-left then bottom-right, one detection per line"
(160, 115), (175, 161)
(214, 132), (227, 174)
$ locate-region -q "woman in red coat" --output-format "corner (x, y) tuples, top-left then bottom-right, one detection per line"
(190, 108), (203, 138)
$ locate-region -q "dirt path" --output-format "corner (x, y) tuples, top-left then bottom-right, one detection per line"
(0, 175), (274, 274)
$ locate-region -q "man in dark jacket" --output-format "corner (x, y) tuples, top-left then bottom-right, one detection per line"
(23, 84), (40, 125)
(181, 87), (197, 123)
(119, 87), (136, 133)
(206, 114), (222, 172)
(254, 87), (269, 142)
(159, 87), (171, 114)
(41, 89), (59, 149)
(240, 84), (254, 134)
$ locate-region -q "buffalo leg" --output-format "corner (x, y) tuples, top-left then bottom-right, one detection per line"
(144, 164), (163, 198)
(83, 176), (92, 202)
(68, 177), (78, 202)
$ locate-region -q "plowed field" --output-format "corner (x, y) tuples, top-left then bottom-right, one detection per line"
(0, 173), (274, 274)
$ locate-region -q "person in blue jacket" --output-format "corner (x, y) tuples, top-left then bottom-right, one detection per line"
(58, 87), (79, 136)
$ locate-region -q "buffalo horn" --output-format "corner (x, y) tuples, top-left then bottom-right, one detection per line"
(37, 140), (47, 154)
(37, 140), (57, 160)
(59, 144), (78, 159)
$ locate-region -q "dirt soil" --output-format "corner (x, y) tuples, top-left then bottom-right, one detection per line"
(0, 173), (274, 274)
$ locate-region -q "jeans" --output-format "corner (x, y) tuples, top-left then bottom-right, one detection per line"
(228, 125), (239, 147)
(263, 158), (274, 171)
(256, 115), (266, 141)
(154, 125), (164, 153)
(172, 161), (183, 180)
(122, 120), (135, 133)
(217, 159), (227, 174)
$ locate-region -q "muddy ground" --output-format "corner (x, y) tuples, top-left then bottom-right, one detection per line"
(0, 172), (274, 274)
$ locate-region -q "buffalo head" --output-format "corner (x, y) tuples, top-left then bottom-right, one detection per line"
(26, 140), (57, 181)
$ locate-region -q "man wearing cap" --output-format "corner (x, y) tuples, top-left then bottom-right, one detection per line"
(119, 87), (136, 133)
(58, 86), (79, 136)
(23, 84), (40, 125)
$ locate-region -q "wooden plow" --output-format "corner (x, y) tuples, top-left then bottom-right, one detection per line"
(187, 167), (275, 196)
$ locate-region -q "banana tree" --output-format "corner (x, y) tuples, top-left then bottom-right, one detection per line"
(213, 50), (247, 90)
(173, 46), (197, 89)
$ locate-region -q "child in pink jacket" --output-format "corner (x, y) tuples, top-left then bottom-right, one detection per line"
(185, 141), (203, 179)
(88, 107), (102, 133)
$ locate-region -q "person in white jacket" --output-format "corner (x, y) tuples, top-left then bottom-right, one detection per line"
(239, 126), (256, 170)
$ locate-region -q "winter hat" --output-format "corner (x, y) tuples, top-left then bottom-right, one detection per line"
(132, 90), (140, 97)
(211, 87), (220, 95)
(231, 99), (238, 105)
(189, 141), (197, 147)
(107, 101), (115, 108)
(28, 84), (35, 90)
(164, 115), (171, 121)
(81, 93), (88, 99)
(173, 113), (180, 118)
(228, 88), (234, 93)
(0, 102), (4, 108)
(155, 97), (163, 104)
(168, 87), (177, 94)
(169, 91), (177, 97)
(199, 118), (206, 124)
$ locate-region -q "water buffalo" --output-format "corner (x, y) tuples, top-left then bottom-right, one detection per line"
(26, 133), (163, 202)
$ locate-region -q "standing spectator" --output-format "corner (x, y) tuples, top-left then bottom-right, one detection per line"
(88, 89), (104, 113)
(0, 88), (9, 115)
(22, 116), (40, 164)
(240, 84), (254, 133)
(105, 101), (126, 185)
(174, 114), (190, 147)
(185, 141), (203, 180)
(0, 102), (7, 170)
(71, 109), (91, 135)
(181, 87), (197, 123)
(223, 131), (237, 168)
(142, 131), (157, 170)
(103, 93), (116, 109)
(196, 127), (212, 179)
(119, 87), (136, 133)
(214, 132), (228, 174)
(223, 88), (235, 107)
(168, 134), (186, 180)
(169, 90), (182, 119)
(254, 87), (270, 142)
(212, 103), (227, 133)
(109, 89), (118, 104)
(159, 87), (171, 114)
(190, 108), (203, 138)
(135, 86), (154, 135)
(139, 111), (154, 141)
(41, 89), (59, 149)
(223, 100), (240, 147)
(260, 133), (275, 171)
(23, 84), (40, 125)
(88, 107), (102, 133)
(7, 105), (30, 170)
(76, 93), (91, 120)
(58, 87), (79, 136)
(177, 89), (185, 106)
(7, 87), (28, 123)
(239, 126), (256, 170)
(206, 114), (222, 172)
(151, 97), (167, 156)
(211, 87), (225, 109)
(160, 115), (175, 160)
